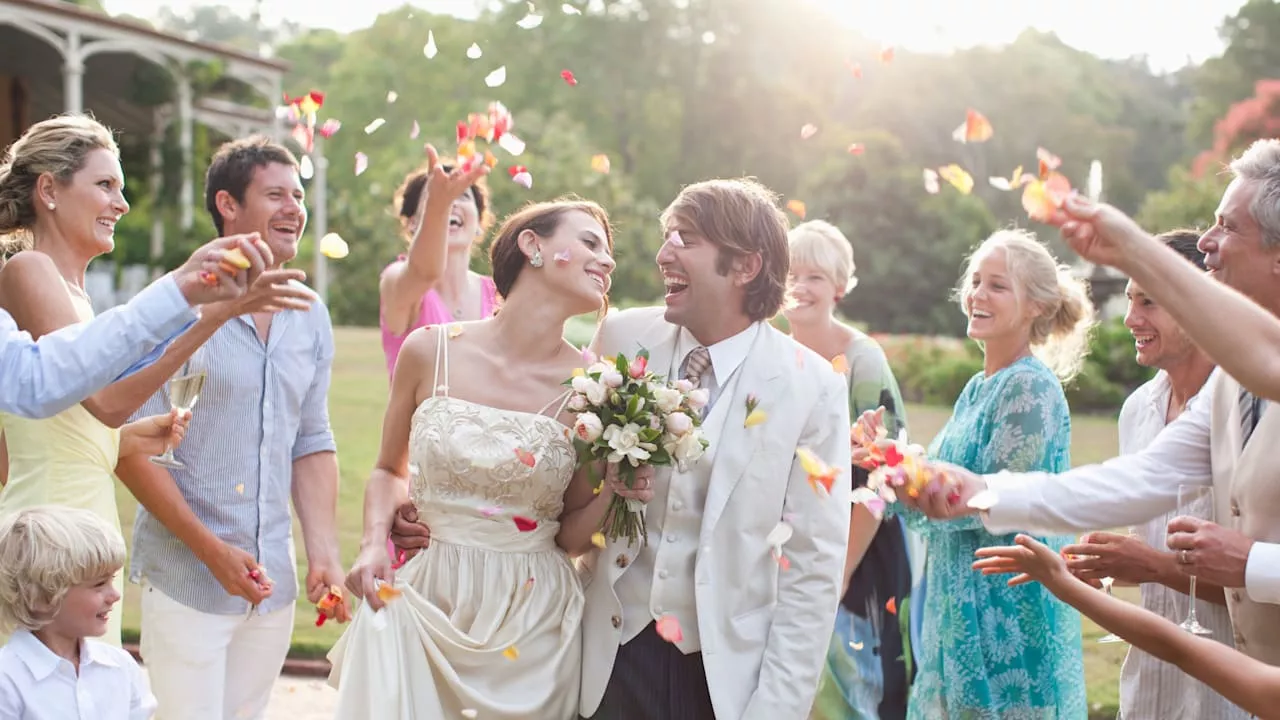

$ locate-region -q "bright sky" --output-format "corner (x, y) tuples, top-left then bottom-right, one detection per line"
(103, 0), (1246, 73)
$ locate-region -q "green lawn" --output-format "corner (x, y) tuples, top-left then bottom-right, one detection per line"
(113, 325), (1129, 714)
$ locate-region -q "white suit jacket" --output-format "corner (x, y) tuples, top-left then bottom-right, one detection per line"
(578, 307), (851, 719)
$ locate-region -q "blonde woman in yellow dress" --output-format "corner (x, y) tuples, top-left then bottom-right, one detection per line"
(0, 116), (242, 645)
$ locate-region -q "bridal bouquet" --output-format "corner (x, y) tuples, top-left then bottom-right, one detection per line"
(565, 350), (710, 546)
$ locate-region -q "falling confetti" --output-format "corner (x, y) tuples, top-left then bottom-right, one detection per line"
(797, 447), (838, 497)
(847, 143), (865, 155)
(318, 118), (340, 139)
(354, 152), (369, 176)
(800, 124), (818, 140)
(988, 165), (1029, 192)
(300, 155), (314, 180)
(503, 646), (520, 660)
(517, 12), (543, 28)
(562, 3), (581, 13)
(512, 170), (533, 189)
(1022, 172), (1072, 222)
(922, 168), (940, 194)
(561, 70), (578, 86)
(786, 200), (806, 218)
(364, 118), (385, 134)
(513, 516), (539, 532)
(319, 233), (349, 259)
(554, 248), (572, 265)
(952, 108), (993, 144)
(655, 614), (684, 643)
(485, 66), (507, 88)
(1087, 160), (1103, 202)
(938, 164), (974, 194)
(498, 133), (526, 155)
(591, 532), (607, 548)
(410, 120), (420, 139)
(424, 31), (438, 59)
(831, 354), (849, 374)
(386, 90), (398, 103)
(515, 448), (536, 467)
(466, 42), (482, 59)
(591, 154), (611, 174)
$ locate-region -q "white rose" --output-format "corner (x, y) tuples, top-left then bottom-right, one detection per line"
(572, 376), (607, 405)
(653, 387), (682, 413)
(674, 379), (694, 393)
(686, 388), (710, 410)
(574, 412), (604, 443)
(567, 394), (588, 412)
(600, 369), (625, 388)
(665, 411), (693, 436)
(603, 422), (654, 466)
(665, 430), (706, 467)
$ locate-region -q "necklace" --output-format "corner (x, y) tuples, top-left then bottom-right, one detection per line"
(452, 306), (463, 319)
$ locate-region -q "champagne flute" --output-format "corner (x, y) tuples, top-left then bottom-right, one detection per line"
(150, 346), (208, 469)
(1172, 485), (1214, 635)
(1091, 527), (1130, 644)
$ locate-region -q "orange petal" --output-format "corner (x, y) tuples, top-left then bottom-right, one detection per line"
(515, 448), (536, 467)
(937, 164), (974, 195)
(786, 200), (807, 218)
(1036, 147), (1062, 172)
(655, 614), (684, 643)
(831, 354), (848, 374)
(590, 154), (611, 174)
(503, 645), (520, 660)
(376, 584), (402, 603)
(886, 597), (897, 615)
(1021, 172), (1073, 222)
(964, 109), (993, 143)
(484, 150), (498, 168)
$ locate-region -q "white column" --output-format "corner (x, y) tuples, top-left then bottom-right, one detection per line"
(62, 29), (83, 114)
(149, 111), (166, 278)
(311, 138), (328, 303)
(177, 74), (194, 231)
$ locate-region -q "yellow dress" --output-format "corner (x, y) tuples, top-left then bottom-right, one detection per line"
(0, 291), (123, 644)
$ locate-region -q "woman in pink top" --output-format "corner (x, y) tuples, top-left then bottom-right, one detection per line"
(379, 147), (497, 377)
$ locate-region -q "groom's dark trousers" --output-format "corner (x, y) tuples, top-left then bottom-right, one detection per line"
(583, 621), (717, 720)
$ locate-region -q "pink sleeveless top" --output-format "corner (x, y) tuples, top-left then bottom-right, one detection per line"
(379, 258), (499, 377)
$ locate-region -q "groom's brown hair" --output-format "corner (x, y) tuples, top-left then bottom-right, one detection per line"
(661, 178), (790, 321)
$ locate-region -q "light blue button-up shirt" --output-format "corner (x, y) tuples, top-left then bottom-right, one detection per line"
(0, 276), (196, 419)
(128, 295), (337, 615)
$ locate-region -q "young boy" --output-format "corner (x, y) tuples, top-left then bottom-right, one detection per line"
(0, 506), (156, 719)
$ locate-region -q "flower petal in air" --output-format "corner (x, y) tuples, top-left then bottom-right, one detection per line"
(879, 46), (894, 63)
(561, 70), (578, 86)
(952, 108), (993, 143)
(466, 42), (482, 59)
(591, 154), (611, 174)
(800, 123), (818, 140)
(364, 118), (385, 134)
(1021, 172), (1072, 222)
(517, 12), (543, 28)
(512, 170), (533, 189)
(354, 152), (369, 176)
(922, 168), (940, 194)
(319, 233), (349, 259)
(937, 164), (974, 194)
(786, 200), (806, 218)
(318, 119), (341, 139)
(831, 354), (848, 374)
(1036, 147), (1062, 171)
(655, 614), (684, 643)
(498, 133), (526, 156)
(484, 66), (507, 87)
(423, 30), (438, 59)
(410, 120), (420, 139)
(847, 143), (865, 155)
(562, 3), (581, 13)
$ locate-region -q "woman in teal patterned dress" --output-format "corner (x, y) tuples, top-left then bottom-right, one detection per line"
(881, 230), (1095, 719)
(785, 221), (921, 720)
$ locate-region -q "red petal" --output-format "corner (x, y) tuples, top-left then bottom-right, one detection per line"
(884, 445), (904, 467)
(515, 448), (536, 467)
(508, 165), (527, 177)
(560, 70), (578, 86)
(886, 597), (897, 615)
(457, 121), (470, 144)
(308, 90), (325, 107)
(513, 516), (539, 532)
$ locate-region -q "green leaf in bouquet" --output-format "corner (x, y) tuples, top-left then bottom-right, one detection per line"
(626, 393), (642, 418)
(615, 354), (630, 375)
(639, 427), (662, 443)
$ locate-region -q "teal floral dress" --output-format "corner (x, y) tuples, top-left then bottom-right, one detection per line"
(904, 356), (1086, 720)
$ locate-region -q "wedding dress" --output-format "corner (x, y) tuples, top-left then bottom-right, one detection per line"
(328, 326), (583, 719)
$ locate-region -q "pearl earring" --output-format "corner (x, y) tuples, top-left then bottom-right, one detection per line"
(530, 250), (544, 268)
(47, 202), (55, 211)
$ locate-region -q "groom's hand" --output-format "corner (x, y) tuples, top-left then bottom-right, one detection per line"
(389, 501), (431, 562)
(605, 463), (655, 503)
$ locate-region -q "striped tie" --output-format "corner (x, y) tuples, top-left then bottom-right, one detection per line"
(683, 346), (711, 388)
(1240, 387), (1262, 447)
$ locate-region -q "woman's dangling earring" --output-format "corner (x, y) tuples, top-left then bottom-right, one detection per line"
(530, 250), (544, 268)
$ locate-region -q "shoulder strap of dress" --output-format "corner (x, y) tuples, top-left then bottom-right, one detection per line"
(431, 325), (450, 397)
(536, 388), (573, 418)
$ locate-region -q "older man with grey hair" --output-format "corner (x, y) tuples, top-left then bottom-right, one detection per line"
(899, 138), (1280, 672)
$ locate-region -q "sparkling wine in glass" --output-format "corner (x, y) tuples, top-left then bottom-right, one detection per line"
(1172, 485), (1214, 636)
(150, 349), (207, 470)
(1096, 574), (1126, 644)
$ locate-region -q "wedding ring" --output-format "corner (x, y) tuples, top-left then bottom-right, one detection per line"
(1179, 550), (1190, 565)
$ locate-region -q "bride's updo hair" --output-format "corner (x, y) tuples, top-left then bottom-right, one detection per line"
(0, 115), (118, 257)
(488, 195), (613, 301)
(958, 229), (1096, 382)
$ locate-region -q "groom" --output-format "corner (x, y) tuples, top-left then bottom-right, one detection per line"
(582, 178), (849, 719)
(391, 177), (850, 719)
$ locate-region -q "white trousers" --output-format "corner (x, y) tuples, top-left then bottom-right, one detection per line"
(140, 582), (295, 720)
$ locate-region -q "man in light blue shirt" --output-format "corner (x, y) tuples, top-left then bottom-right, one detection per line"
(0, 234), (308, 419)
(116, 136), (345, 720)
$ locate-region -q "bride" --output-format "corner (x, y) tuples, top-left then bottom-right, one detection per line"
(328, 151), (645, 719)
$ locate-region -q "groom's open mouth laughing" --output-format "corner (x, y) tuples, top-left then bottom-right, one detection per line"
(663, 272), (690, 303)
